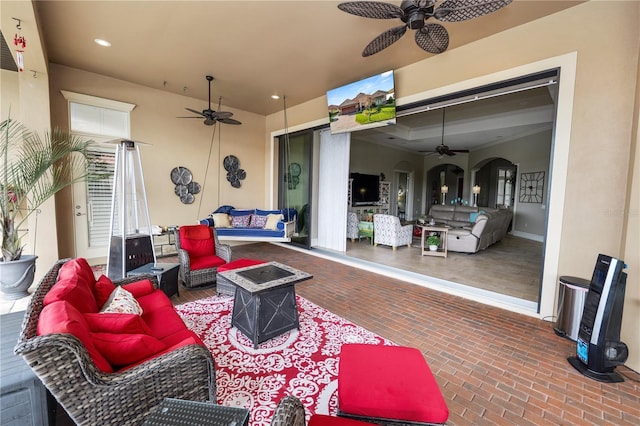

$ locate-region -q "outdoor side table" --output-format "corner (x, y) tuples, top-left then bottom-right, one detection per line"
(127, 262), (180, 298)
(142, 398), (249, 426)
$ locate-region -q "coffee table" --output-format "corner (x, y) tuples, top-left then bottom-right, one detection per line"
(219, 261), (312, 348)
(142, 398), (249, 426)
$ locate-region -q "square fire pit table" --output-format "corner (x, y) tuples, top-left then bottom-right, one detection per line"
(219, 261), (312, 348)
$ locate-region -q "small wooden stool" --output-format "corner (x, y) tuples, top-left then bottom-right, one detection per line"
(338, 344), (449, 425)
(216, 258), (266, 296)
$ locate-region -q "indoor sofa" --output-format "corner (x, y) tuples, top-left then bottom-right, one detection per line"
(428, 205), (513, 253)
(15, 258), (216, 425)
(201, 206), (297, 241)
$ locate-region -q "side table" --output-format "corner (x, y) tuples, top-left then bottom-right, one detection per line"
(1, 311), (53, 426)
(420, 225), (448, 258)
(127, 262), (180, 298)
(142, 398), (249, 426)
(358, 221), (374, 244)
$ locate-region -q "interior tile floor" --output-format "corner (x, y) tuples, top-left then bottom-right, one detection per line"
(5, 242), (639, 425)
(345, 233), (543, 302)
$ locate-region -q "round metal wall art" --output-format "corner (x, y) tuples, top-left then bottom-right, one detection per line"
(223, 155), (246, 188)
(170, 166), (200, 204)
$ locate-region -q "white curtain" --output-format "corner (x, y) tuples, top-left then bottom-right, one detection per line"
(317, 130), (350, 251)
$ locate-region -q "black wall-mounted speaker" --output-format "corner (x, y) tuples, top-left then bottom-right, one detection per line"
(568, 254), (628, 382)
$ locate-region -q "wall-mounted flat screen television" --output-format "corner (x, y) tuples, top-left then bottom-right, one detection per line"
(327, 70), (396, 134)
(351, 173), (380, 206)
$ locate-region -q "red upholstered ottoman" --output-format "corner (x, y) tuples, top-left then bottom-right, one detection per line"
(338, 344), (449, 425)
(216, 258), (266, 296)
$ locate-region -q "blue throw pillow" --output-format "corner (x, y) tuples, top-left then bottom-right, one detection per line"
(213, 205), (234, 215)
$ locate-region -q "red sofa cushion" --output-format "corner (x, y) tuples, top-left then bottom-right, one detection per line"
(180, 225), (215, 257)
(92, 332), (167, 368)
(93, 275), (116, 308)
(57, 257), (96, 286)
(44, 275), (98, 313)
(138, 292), (189, 340)
(37, 301), (113, 373)
(338, 344), (449, 424)
(84, 313), (152, 335)
(121, 278), (155, 298)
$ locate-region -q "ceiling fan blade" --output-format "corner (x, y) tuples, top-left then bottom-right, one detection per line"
(415, 23), (449, 53)
(185, 107), (205, 116)
(363, 25), (408, 57)
(338, 1), (404, 19)
(434, 0), (512, 22)
(212, 111), (233, 120)
(444, 150), (456, 156)
(218, 118), (242, 125)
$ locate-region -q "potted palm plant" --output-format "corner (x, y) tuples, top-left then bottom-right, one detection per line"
(1, 115), (94, 299)
(426, 234), (440, 251)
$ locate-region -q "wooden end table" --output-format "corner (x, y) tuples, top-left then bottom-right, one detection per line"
(420, 225), (448, 258)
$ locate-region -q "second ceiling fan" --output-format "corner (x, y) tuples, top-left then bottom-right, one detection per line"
(420, 107), (469, 156)
(178, 75), (241, 126)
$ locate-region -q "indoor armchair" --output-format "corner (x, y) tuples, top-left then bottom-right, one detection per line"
(373, 214), (413, 250)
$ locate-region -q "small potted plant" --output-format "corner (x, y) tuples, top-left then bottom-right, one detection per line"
(426, 234), (440, 251)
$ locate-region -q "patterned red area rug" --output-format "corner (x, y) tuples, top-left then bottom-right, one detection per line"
(176, 295), (393, 426)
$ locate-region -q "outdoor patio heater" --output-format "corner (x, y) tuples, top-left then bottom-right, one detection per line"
(106, 140), (156, 279)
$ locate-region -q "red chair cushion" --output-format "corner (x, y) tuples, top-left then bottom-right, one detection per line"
(190, 255), (226, 271)
(338, 344), (449, 424)
(37, 301), (113, 373)
(180, 225), (215, 257)
(217, 258), (266, 273)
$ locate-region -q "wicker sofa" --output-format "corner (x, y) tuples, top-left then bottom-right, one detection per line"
(14, 258), (216, 425)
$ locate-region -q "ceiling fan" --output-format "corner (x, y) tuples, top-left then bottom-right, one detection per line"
(178, 75), (241, 125)
(337, 0), (512, 57)
(419, 108), (469, 156)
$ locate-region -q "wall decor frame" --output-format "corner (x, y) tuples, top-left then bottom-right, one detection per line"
(519, 171), (545, 203)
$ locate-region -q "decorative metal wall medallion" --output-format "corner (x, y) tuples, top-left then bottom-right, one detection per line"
(170, 166), (200, 204)
(223, 155), (246, 188)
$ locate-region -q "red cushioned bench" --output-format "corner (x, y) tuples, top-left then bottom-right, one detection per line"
(338, 344), (449, 425)
(216, 258), (266, 296)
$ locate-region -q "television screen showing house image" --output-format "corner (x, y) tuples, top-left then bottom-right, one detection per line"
(326, 70), (396, 134)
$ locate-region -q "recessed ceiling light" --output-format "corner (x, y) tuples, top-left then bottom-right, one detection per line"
(94, 38), (111, 47)
(271, 95), (280, 100)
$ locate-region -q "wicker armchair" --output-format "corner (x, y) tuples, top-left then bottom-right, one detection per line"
(174, 225), (232, 288)
(14, 259), (216, 426)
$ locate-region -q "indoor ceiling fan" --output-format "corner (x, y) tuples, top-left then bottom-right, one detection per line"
(177, 75), (241, 125)
(419, 108), (469, 156)
(337, 0), (512, 57)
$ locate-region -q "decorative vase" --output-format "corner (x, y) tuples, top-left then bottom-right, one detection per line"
(0, 255), (38, 300)
(429, 245), (438, 251)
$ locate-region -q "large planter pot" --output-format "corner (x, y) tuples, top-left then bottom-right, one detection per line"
(0, 255), (38, 300)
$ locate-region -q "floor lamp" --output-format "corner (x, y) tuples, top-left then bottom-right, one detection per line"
(106, 140), (156, 279)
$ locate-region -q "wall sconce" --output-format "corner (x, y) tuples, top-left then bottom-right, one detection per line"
(472, 184), (481, 207)
(441, 185), (448, 205)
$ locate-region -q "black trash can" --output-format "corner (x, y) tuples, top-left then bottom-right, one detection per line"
(554, 275), (590, 341)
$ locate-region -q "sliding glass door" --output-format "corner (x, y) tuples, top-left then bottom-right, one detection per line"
(278, 130), (313, 248)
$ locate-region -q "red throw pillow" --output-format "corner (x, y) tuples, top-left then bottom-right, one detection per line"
(57, 258), (96, 285)
(37, 301), (113, 373)
(92, 332), (167, 367)
(121, 279), (155, 298)
(93, 275), (116, 308)
(179, 225), (215, 257)
(84, 313), (152, 335)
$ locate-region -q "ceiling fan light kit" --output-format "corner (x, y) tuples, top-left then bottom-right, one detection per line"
(338, 0), (512, 57)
